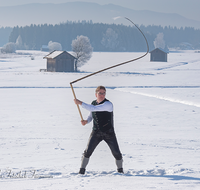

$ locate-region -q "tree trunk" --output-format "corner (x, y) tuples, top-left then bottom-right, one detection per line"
(75, 60), (78, 72)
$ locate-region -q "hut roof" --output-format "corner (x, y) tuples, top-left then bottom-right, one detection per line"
(150, 48), (168, 54)
(44, 50), (76, 59)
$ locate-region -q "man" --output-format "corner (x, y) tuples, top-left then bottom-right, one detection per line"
(74, 86), (123, 174)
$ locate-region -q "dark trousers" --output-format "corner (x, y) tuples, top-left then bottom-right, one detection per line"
(83, 129), (122, 160)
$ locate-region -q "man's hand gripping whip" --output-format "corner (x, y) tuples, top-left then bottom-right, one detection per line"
(70, 17), (149, 121)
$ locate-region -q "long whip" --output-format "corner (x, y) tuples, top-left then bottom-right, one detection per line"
(70, 17), (149, 120)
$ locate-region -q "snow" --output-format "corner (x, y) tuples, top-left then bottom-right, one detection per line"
(44, 50), (64, 59)
(0, 50), (200, 189)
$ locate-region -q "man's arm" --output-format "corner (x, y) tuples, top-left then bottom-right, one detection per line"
(74, 99), (82, 105)
(74, 99), (93, 125)
(74, 98), (113, 112)
(81, 112), (92, 126)
(81, 101), (113, 112)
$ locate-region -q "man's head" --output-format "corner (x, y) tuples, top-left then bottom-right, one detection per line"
(95, 86), (106, 93)
(95, 86), (106, 103)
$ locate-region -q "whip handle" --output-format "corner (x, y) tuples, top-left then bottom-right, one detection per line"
(70, 83), (83, 121)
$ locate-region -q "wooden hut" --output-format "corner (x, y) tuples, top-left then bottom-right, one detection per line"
(150, 48), (168, 62)
(44, 51), (76, 72)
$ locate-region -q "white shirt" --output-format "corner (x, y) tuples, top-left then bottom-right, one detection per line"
(82, 100), (113, 124)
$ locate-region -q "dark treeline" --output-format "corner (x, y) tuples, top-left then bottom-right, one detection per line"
(8, 21), (200, 51)
(140, 25), (200, 49)
(0, 27), (13, 47)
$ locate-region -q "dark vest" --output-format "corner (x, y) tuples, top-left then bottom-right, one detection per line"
(92, 99), (114, 132)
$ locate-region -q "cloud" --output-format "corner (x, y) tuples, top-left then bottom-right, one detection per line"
(113, 16), (122, 20)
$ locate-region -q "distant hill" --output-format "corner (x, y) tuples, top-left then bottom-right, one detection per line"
(0, 2), (200, 29)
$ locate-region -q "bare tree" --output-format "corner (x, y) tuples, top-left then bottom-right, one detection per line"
(71, 35), (93, 72)
(1, 42), (16, 53)
(16, 35), (23, 50)
(154, 33), (165, 49)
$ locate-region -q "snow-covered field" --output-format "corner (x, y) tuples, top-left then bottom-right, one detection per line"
(0, 50), (200, 189)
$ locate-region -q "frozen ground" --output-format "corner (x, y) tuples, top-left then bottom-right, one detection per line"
(0, 50), (200, 189)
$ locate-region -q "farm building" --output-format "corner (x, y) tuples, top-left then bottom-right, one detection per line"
(150, 48), (168, 62)
(44, 51), (76, 72)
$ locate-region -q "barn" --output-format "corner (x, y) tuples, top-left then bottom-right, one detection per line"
(150, 48), (168, 62)
(44, 51), (76, 72)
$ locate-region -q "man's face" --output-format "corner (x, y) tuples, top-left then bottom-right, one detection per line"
(95, 89), (106, 103)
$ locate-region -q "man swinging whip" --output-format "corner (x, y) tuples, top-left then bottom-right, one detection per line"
(74, 86), (123, 174)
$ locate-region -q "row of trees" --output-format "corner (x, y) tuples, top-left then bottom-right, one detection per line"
(9, 22), (152, 52)
(140, 25), (200, 49)
(0, 27), (12, 47)
(7, 21), (200, 52)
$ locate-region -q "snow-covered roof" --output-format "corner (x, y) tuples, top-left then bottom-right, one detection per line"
(44, 51), (64, 59)
(150, 48), (168, 54)
(44, 50), (76, 59)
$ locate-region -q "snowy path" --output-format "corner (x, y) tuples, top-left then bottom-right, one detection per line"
(116, 88), (200, 107)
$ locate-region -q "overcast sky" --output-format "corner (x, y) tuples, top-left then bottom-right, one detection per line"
(0, 0), (199, 22)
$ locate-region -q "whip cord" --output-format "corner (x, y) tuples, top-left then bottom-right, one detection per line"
(70, 17), (149, 120)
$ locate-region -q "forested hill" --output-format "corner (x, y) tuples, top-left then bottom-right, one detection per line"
(9, 21), (200, 52)
(0, 27), (13, 47)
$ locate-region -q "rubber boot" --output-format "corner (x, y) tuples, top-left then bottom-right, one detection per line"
(116, 159), (124, 173)
(79, 156), (89, 174)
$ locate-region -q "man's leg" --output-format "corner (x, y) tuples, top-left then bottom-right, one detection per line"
(104, 132), (123, 173)
(116, 159), (123, 173)
(79, 156), (89, 174)
(79, 130), (102, 174)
